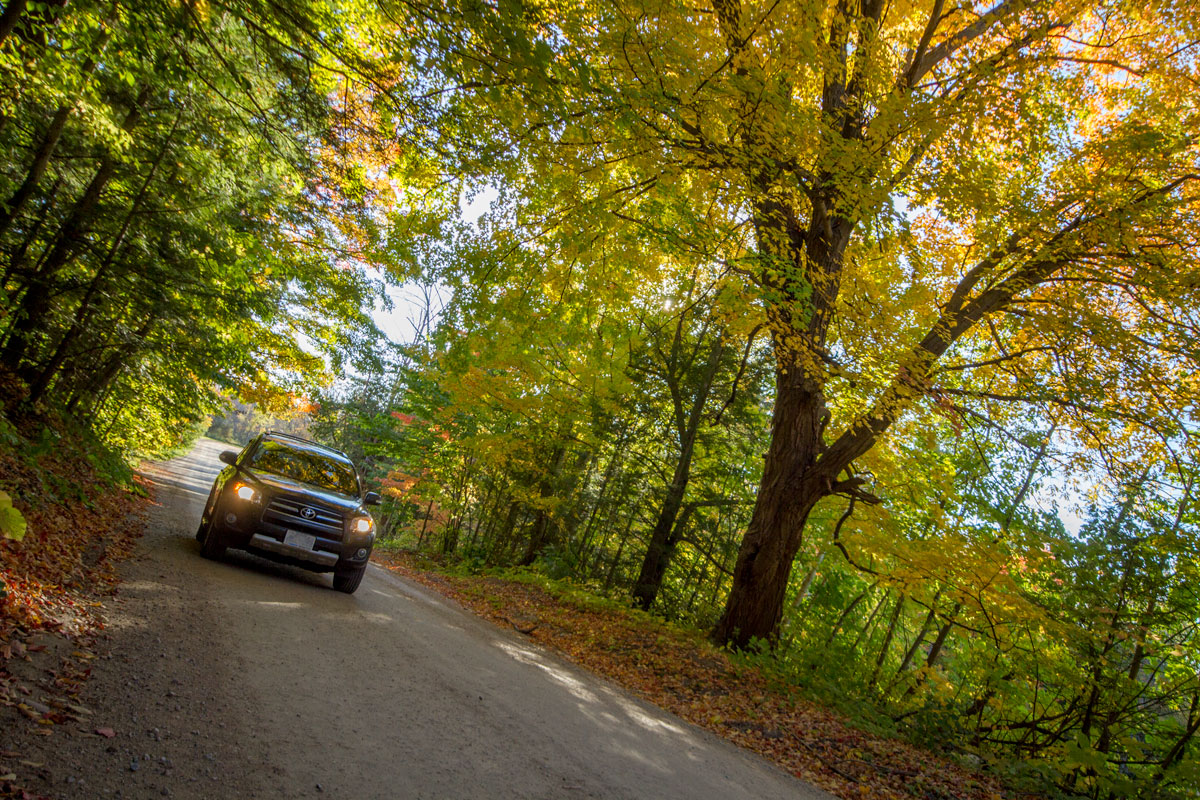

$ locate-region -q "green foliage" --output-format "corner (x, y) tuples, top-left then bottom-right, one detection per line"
(0, 490), (27, 542)
(0, 0), (392, 458)
(7, 0), (1200, 795)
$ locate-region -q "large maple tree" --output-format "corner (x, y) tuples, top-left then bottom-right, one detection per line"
(393, 0), (1200, 648)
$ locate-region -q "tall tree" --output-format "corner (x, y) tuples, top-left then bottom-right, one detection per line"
(391, 0), (1200, 647)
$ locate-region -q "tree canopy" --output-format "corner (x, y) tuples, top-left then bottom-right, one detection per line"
(7, 0), (1200, 795)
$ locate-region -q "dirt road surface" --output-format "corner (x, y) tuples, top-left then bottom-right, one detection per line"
(6, 439), (830, 799)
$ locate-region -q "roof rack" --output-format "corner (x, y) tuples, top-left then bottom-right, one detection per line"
(264, 430), (350, 459)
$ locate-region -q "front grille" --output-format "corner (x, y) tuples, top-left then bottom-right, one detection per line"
(263, 496), (344, 540)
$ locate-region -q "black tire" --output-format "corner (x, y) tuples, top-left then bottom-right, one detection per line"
(197, 485), (220, 541)
(332, 566), (365, 594)
(199, 522), (227, 560)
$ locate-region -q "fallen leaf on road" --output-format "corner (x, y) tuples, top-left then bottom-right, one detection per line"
(94, 727), (116, 738)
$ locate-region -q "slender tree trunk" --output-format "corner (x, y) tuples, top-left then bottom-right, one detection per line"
(869, 594), (905, 691)
(633, 308), (727, 610)
(0, 106), (71, 242)
(602, 505), (638, 593)
(29, 118), (179, 403)
(824, 581), (878, 647)
(68, 312), (156, 419)
(487, 499), (521, 564)
(0, 31), (107, 240)
(415, 496), (435, 548)
(0, 176), (61, 289)
(792, 551), (825, 608)
(572, 442), (623, 572)
(850, 591), (890, 656)
(2, 84), (151, 375)
(632, 449), (694, 609)
(887, 594), (942, 691)
(519, 441), (569, 565)
(922, 604), (960, 667)
(1158, 689), (1200, 777)
(632, 503), (697, 610)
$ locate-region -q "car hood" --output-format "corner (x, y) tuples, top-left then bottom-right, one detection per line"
(243, 470), (366, 514)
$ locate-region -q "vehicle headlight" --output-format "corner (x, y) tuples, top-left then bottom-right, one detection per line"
(350, 516), (373, 534)
(233, 482), (260, 503)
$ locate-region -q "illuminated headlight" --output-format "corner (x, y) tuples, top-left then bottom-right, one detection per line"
(351, 517), (373, 534)
(233, 482), (260, 503)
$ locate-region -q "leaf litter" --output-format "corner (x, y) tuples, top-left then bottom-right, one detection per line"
(0, 434), (149, 799)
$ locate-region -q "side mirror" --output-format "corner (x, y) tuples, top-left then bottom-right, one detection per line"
(363, 491), (382, 506)
(219, 451), (238, 466)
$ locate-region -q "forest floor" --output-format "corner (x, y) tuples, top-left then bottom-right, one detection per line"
(373, 549), (1024, 800)
(0, 417), (153, 800)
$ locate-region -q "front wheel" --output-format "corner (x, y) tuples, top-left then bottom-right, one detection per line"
(199, 522), (227, 560)
(332, 566), (365, 594)
(197, 485), (220, 541)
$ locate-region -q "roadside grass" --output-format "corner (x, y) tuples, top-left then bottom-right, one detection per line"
(373, 548), (1019, 800)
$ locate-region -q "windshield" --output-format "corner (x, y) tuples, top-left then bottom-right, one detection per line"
(247, 441), (359, 496)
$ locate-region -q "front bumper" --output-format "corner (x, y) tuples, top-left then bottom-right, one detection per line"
(247, 533), (339, 567)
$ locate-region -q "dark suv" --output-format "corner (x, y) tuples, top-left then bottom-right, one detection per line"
(196, 431), (381, 594)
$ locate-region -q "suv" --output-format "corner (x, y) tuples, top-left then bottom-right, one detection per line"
(196, 431), (381, 594)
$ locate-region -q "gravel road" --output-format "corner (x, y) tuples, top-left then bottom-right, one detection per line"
(6, 438), (830, 800)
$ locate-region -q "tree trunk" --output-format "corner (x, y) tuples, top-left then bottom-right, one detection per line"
(2, 84), (151, 375)
(632, 302), (728, 610)
(869, 594), (905, 691)
(632, 502), (697, 610)
(571, 442), (623, 572)
(29, 117), (179, 404)
(68, 311), (157, 419)
(602, 505), (638, 593)
(0, 31), (107, 241)
(823, 581), (877, 648)
(519, 439), (573, 566)
(0, 175), (61, 288)
(1158, 689), (1200, 777)
(632, 453), (693, 609)
(791, 551), (825, 608)
(887, 593), (942, 691)
(487, 499), (521, 564)
(711, 367), (831, 648)
(0, 105), (71, 242)
(0, 0), (28, 47)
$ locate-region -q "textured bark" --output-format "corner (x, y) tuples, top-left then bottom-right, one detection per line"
(711, 364), (834, 648)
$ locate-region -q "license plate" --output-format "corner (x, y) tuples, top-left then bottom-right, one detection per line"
(284, 530), (317, 550)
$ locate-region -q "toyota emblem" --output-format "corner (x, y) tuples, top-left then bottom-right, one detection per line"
(300, 507), (317, 520)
